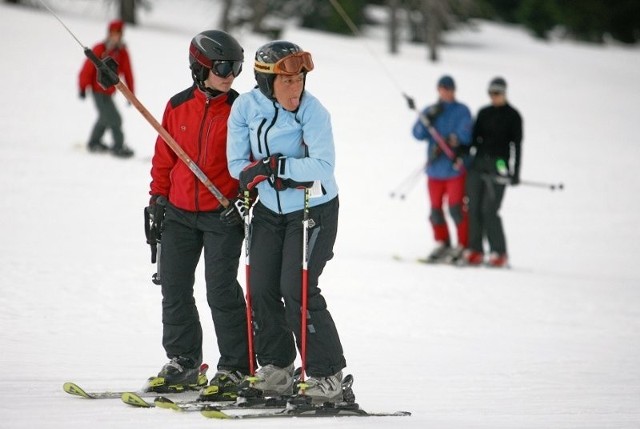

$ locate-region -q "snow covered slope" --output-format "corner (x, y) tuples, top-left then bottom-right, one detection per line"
(0, 1), (639, 428)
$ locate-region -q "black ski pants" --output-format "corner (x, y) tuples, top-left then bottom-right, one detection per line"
(160, 203), (249, 374)
(249, 196), (346, 377)
(466, 157), (508, 254)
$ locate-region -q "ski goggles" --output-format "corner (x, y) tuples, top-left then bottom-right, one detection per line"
(212, 60), (243, 78)
(254, 52), (314, 75)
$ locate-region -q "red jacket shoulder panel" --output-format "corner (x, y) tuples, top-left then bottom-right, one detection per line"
(150, 87), (239, 212)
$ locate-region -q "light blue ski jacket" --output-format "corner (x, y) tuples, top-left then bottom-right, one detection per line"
(227, 88), (338, 214)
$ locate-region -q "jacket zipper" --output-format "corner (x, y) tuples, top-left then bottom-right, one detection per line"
(262, 105), (283, 213)
(195, 97), (211, 211)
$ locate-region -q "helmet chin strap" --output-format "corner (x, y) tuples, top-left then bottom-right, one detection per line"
(191, 69), (223, 98)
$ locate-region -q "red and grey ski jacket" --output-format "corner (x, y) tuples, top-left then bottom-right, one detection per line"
(150, 86), (239, 212)
(78, 41), (134, 95)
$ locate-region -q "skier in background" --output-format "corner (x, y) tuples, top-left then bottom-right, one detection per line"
(146, 30), (250, 399)
(463, 77), (523, 267)
(78, 19), (135, 158)
(412, 75), (472, 264)
(226, 40), (348, 403)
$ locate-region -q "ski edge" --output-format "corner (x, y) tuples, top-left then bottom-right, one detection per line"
(201, 406), (411, 419)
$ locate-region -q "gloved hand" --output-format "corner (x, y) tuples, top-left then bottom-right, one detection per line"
(220, 197), (245, 226)
(220, 190), (258, 226)
(239, 154), (283, 191)
(144, 195), (167, 264)
(426, 103), (443, 122)
(79, 89), (86, 100)
(147, 195), (167, 222)
(277, 178), (314, 190)
(446, 134), (459, 149)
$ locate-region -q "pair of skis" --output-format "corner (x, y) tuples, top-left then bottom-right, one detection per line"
(63, 376), (410, 419)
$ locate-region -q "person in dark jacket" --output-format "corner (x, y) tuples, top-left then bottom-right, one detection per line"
(146, 30), (249, 398)
(78, 19), (134, 158)
(463, 77), (523, 267)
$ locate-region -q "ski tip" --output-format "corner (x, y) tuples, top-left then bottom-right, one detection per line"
(201, 407), (232, 419)
(154, 396), (182, 411)
(121, 392), (154, 408)
(63, 382), (92, 399)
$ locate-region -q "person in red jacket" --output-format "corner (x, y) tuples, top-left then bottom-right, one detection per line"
(145, 30), (249, 399)
(78, 19), (134, 158)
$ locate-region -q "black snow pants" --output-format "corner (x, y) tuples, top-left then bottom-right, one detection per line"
(160, 203), (249, 374)
(249, 196), (346, 378)
(466, 157), (508, 254)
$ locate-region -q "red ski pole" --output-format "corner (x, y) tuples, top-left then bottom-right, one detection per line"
(299, 188), (311, 388)
(243, 191), (256, 376)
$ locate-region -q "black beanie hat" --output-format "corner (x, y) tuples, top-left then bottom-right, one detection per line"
(488, 77), (507, 93)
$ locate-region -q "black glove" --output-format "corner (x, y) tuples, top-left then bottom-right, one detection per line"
(220, 197), (245, 226)
(79, 89), (86, 99)
(147, 195), (167, 223)
(277, 178), (314, 190)
(426, 103), (443, 122)
(239, 154), (283, 191)
(144, 195), (167, 263)
(510, 175), (520, 186)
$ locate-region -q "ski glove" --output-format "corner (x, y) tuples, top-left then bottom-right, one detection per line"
(79, 89), (86, 100)
(145, 195), (167, 263)
(220, 198), (245, 226)
(220, 189), (258, 226)
(239, 154), (283, 191)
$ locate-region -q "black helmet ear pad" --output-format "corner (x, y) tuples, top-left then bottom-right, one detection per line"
(190, 62), (209, 82)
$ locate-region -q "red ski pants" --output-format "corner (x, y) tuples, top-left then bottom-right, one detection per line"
(427, 174), (468, 247)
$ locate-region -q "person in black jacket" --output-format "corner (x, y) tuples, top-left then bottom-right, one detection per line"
(463, 77), (522, 267)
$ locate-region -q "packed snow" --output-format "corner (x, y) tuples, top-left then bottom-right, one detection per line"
(1, 1), (639, 428)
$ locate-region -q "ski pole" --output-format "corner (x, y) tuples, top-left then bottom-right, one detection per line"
(389, 163), (425, 200)
(520, 179), (564, 191)
(485, 174), (564, 191)
(299, 187), (311, 389)
(404, 94), (465, 171)
(39, 0), (230, 208)
(242, 190), (256, 376)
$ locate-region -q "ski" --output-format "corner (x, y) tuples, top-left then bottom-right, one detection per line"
(392, 254), (455, 266)
(63, 382), (160, 400)
(64, 363), (209, 400)
(200, 403), (411, 419)
(122, 394), (293, 411)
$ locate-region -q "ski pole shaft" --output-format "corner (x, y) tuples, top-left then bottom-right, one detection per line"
(389, 163), (424, 199)
(485, 174), (564, 191)
(243, 190), (255, 376)
(300, 188), (311, 384)
(404, 94), (463, 171)
(519, 180), (564, 190)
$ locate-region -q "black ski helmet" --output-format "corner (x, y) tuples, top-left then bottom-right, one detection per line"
(254, 40), (312, 100)
(189, 30), (244, 89)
